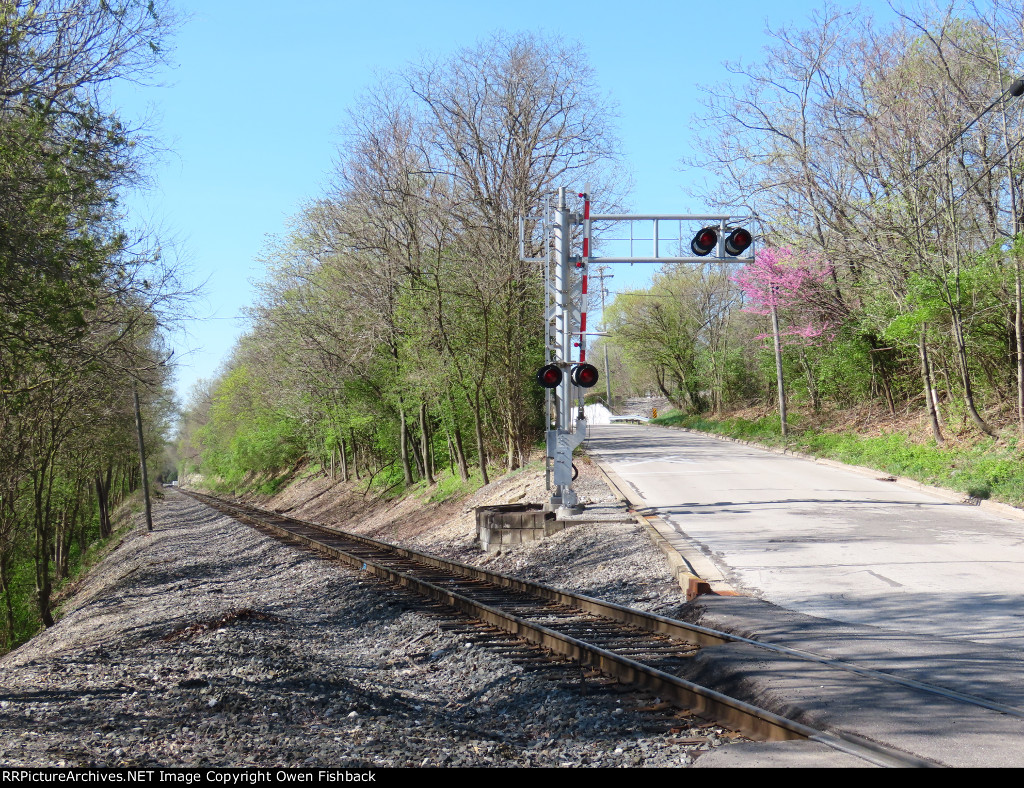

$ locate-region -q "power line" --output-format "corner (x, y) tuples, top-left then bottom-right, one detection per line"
(913, 78), (1024, 174)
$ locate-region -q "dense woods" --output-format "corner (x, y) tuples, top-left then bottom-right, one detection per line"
(179, 34), (623, 493)
(0, 0), (183, 648)
(606, 2), (1024, 442)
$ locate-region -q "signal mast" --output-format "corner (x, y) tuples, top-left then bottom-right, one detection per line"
(520, 186), (754, 515)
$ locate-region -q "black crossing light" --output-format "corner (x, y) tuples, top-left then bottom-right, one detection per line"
(570, 363), (600, 388)
(690, 227), (718, 257)
(724, 227), (753, 256)
(536, 364), (563, 388)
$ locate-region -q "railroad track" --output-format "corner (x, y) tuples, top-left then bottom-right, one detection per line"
(183, 489), (948, 767)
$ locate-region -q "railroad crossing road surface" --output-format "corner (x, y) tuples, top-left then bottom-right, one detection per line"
(585, 423), (1024, 767)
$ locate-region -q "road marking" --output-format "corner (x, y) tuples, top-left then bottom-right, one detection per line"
(615, 456), (699, 467)
(618, 470), (725, 476)
(863, 570), (904, 588)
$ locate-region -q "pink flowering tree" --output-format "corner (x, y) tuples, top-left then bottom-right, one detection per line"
(730, 246), (838, 344)
(731, 246), (839, 420)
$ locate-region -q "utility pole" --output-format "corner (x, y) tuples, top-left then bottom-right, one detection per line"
(595, 265), (614, 409)
(133, 386), (154, 532)
(770, 297), (788, 437)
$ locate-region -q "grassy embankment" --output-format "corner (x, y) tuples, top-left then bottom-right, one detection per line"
(651, 410), (1024, 509)
(210, 454), (522, 508)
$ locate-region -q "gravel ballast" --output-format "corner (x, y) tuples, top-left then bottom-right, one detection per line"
(0, 490), (740, 768)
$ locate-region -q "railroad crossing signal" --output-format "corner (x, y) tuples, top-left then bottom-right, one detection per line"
(532, 362), (598, 386)
(520, 187), (755, 516)
(725, 227), (753, 256)
(536, 364), (562, 389)
(535, 363), (599, 391)
(570, 363), (599, 388)
(691, 226), (754, 258)
(691, 228), (718, 256)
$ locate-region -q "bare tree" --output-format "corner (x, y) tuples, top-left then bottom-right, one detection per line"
(406, 32), (625, 469)
(687, 2), (1022, 436)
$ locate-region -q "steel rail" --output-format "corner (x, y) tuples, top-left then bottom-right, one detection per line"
(186, 491), (1024, 722)
(183, 490), (939, 767)
(274, 503), (1024, 721)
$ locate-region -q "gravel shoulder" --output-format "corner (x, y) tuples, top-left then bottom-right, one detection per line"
(253, 456), (690, 616)
(0, 487), (736, 768)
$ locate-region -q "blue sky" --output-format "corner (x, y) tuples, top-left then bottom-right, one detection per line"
(111, 0), (900, 405)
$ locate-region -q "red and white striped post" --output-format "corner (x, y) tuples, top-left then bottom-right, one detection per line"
(578, 186), (591, 366)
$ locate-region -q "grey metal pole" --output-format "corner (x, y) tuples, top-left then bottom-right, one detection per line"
(770, 301), (788, 437)
(603, 345), (612, 409)
(545, 385), (552, 492)
(557, 187), (572, 432)
(133, 387), (154, 531)
(550, 188), (569, 505)
(596, 265), (614, 409)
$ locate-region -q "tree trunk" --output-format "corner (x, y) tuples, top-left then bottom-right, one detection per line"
(0, 553), (16, 649)
(55, 490), (80, 583)
(798, 346), (820, 412)
(339, 435), (349, 482)
(419, 402), (434, 485)
(95, 474), (110, 539)
(398, 407), (414, 485)
(133, 388), (153, 532)
(445, 392), (469, 481)
(451, 421), (469, 481)
(920, 324), (945, 445)
(409, 425), (424, 480)
(33, 479), (54, 628)
(472, 393), (488, 485)
(505, 410), (520, 473)
(873, 351), (897, 417)
(950, 310), (995, 437)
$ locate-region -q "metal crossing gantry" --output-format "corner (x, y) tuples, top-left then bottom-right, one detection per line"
(520, 186), (755, 514)
(520, 187), (590, 515)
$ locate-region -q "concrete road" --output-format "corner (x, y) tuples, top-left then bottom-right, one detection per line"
(585, 423), (1024, 650)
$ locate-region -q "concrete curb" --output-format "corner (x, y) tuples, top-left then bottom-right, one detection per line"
(665, 424), (1024, 523)
(587, 452), (736, 600)
(585, 418), (1024, 600)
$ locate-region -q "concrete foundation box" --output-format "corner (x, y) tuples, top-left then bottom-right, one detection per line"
(475, 504), (556, 553)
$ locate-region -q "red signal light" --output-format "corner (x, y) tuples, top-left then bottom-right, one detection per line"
(536, 364), (563, 388)
(570, 363), (599, 388)
(690, 228), (718, 257)
(724, 228), (753, 256)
